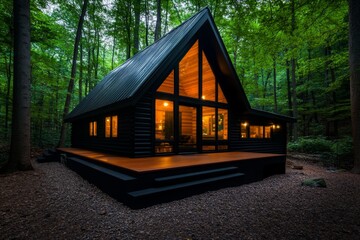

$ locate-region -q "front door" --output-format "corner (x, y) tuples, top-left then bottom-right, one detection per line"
(178, 105), (197, 153)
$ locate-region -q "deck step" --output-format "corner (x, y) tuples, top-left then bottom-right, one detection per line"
(128, 172), (244, 198)
(154, 166), (239, 182)
(68, 157), (136, 181)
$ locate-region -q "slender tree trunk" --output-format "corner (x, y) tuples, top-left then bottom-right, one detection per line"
(154, 0), (162, 41)
(133, 0), (140, 55)
(111, 37), (116, 69)
(144, 0), (149, 46)
(6, 0), (32, 171)
(163, 0), (169, 35)
(290, 0), (298, 140)
(273, 58), (277, 113)
(349, 0), (360, 173)
(125, 1), (132, 59)
(58, 0), (89, 147)
(79, 40), (83, 103)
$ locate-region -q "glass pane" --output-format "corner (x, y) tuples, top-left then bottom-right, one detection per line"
(155, 99), (174, 141)
(264, 126), (271, 138)
(93, 121), (97, 136)
(218, 83), (227, 103)
(241, 122), (248, 138)
(218, 109), (228, 140)
(155, 100), (174, 153)
(89, 122), (93, 136)
(105, 117), (111, 138)
(179, 41), (199, 98)
(202, 51), (215, 101)
(179, 105), (197, 152)
(112, 116), (118, 137)
(250, 125), (263, 138)
(157, 70), (174, 94)
(202, 107), (216, 140)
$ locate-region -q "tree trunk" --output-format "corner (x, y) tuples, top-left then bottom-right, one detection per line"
(58, 0), (89, 147)
(290, 0), (298, 140)
(286, 59), (293, 139)
(79, 40), (83, 103)
(273, 58), (277, 113)
(6, 0), (32, 171)
(154, 0), (161, 41)
(133, 0), (140, 55)
(144, 0), (149, 46)
(125, 1), (132, 59)
(163, 0), (169, 35)
(349, 0), (360, 173)
(111, 37), (116, 69)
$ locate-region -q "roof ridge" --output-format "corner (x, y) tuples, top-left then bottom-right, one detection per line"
(126, 7), (210, 60)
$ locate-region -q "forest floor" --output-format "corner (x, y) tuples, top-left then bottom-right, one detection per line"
(1, 154), (359, 239)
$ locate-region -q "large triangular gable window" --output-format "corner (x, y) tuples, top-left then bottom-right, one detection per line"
(157, 40), (227, 104)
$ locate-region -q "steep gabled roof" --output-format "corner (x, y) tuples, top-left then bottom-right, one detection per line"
(66, 7), (293, 123)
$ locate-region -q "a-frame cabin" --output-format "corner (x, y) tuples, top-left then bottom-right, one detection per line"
(58, 8), (294, 207)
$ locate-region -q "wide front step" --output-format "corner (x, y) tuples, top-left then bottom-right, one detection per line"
(154, 166), (240, 185)
(128, 172), (244, 199)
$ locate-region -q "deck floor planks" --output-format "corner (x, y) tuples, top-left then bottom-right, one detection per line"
(57, 148), (285, 173)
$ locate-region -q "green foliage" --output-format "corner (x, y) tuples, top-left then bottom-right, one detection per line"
(0, 0), (352, 149)
(288, 136), (353, 168)
(288, 136), (332, 154)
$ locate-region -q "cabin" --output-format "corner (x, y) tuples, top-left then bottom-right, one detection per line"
(58, 7), (294, 208)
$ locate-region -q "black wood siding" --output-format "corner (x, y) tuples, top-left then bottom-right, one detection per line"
(133, 94), (153, 157)
(71, 107), (134, 156)
(229, 109), (287, 154)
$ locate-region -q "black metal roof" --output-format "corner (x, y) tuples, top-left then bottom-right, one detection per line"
(65, 7), (293, 122)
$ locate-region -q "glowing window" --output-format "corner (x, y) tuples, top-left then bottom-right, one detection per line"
(250, 125), (263, 138)
(202, 107), (216, 140)
(264, 126), (271, 138)
(89, 121), (97, 136)
(105, 116), (117, 138)
(241, 122), (248, 138)
(105, 117), (111, 138)
(218, 83), (227, 103)
(155, 99), (174, 153)
(218, 109), (228, 140)
(157, 70), (174, 94)
(202, 51), (215, 101)
(179, 41), (199, 98)
(112, 116), (118, 137)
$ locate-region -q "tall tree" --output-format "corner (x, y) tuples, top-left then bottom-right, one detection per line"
(6, 0), (32, 171)
(133, 0), (141, 55)
(154, 0), (162, 41)
(58, 0), (89, 147)
(349, 0), (360, 173)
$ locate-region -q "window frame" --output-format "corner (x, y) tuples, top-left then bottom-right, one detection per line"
(105, 115), (118, 138)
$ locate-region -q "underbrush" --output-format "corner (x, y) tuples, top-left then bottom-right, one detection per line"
(288, 136), (353, 169)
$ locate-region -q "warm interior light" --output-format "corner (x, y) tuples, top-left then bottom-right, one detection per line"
(242, 122), (248, 126)
(163, 102), (169, 107)
(201, 95), (206, 100)
(276, 125), (280, 129)
(272, 124), (276, 129)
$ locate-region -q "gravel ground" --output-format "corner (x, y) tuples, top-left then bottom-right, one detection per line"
(1, 157), (359, 240)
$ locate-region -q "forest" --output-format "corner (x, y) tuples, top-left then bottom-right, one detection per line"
(0, 0), (356, 168)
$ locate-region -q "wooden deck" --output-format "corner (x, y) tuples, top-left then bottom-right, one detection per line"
(57, 148), (285, 173)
